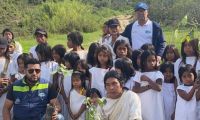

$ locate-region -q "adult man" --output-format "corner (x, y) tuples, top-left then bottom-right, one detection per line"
(121, 2), (165, 60)
(97, 70), (142, 120)
(29, 28), (48, 60)
(3, 58), (63, 120)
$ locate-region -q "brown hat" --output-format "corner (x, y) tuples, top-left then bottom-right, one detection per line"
(34, 28), (48, 38)
(0, 37), (8, 48)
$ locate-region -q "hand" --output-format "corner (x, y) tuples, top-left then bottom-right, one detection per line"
(140, 75), (149, 82)
(1, 78), (9, 87)
(193, 81), (200, 89)
(51, 107), (58, 120)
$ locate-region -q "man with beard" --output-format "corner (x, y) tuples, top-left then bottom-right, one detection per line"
(121, 2), (165, 63)
(3, 58), (64, 120)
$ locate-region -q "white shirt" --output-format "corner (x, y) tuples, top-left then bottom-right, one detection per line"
(103, 35), (129, 48)
(131, 20), (153, 50)
(29, 46), (38, 60)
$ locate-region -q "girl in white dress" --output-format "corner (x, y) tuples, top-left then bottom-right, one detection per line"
(160, 62), (177, 120)
(68, 71), (86, 120)
(174, 39), (200, 85)
(133, 50), (165, 120)
(175, 64), (200, 120)
(89, 44), (113, 97)
(114, 57), (140, 90)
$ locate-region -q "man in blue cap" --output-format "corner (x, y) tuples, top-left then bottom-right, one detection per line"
(122, 2), (165, 63)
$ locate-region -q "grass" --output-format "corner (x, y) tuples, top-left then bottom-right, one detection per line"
(15, 29), (200, 53)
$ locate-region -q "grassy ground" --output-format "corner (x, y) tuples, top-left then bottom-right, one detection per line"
(16, 29), (200, 53)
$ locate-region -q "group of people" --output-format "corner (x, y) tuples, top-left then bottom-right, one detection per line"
(0, 1), (199, 120)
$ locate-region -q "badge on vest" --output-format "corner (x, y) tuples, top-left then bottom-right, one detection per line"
(15, 98), (20, 104)
(145, 30), (151, 34)
(38, 92), (46, 100)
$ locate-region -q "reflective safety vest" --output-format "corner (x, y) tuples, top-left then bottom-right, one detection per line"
(12, 79), (49, 120)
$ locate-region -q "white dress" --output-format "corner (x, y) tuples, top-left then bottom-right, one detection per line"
(40, 61), (58, 83)
(175, 85), (197, 120)
(124, 71), (141, 90)
(89, 67), (109, 97)
(69, 89), (86, 120)
(136, 71), (165, 120)
(162, 83), (176, 120)
(174, 57), (200, 85)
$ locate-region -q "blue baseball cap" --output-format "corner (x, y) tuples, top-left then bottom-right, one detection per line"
(134, 2), (149, 11)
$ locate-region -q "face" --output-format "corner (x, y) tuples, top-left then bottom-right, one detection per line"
(4, 32), (13, 40)
(67, 39), (73, 49)
(0, 47), (7, 56)
(181, 71), (195, 85)
(105, 77), (123, 99)
(7, 44), (15, 54)
(116, 44), (128, 58)
(108, 26), (120, 37)
(52, 50), (60, 63)
(35, 34), (47, 44)
(76, 63), (86, 73)
(17, 59), (25, 72)
(97, 51), (109, 67)
(166, 48), (175, 62)
(146, 55), (157, 71)
(72, 75), (82, 89)
(25, 64), (41, 83)
(183, 42), (194, 56)
(136, 9), (148, 22)
(163, 68), (173, 82)
(90, 93), (99, 105)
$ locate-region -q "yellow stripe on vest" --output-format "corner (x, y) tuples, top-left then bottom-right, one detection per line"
(13, 84), (49, 92)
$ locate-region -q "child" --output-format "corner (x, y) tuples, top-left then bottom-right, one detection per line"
(114, 57), (141, 90)
(10, 53), (32, 82)
(132, 50), (165, 120)
(174, 38), (200, 85)
(67, 31), (87, 60)
(99, 21), (110, 44)
(85, 88), (102, 120)
(89, 44), (113, 97)
(113, 39), (132, 59)
(52, 44), (66, 65)
(162, 44), (180, 63)
(68, 71), (86, 120)
(76, 59), (91, 89)
(86, 42), (100, 68)
(160, 62), (177, 120)
(175, 64), (200, 120)
(103, 18), (129, 48)
(35, 43), (58, 83)
(132, 49), (143, 71)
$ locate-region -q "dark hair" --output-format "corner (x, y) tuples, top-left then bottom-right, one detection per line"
(24, 58), (40, 68)
(104, 70), (125, 88)
(64, 52), (80, 70)
(71, 71), (86, 89)
(178, 64), (197, 83)
(17, 53), (32, 66)
(75, 59), (91, 80)
(86, 88), (102, 98)
(95, 44), (113, 68)
(115, 58), (135, 82)
(181, 39), (200, 64)
(141, 43), (155, 51)
(67, 31), (84, 49)
(2, 28), (14, 39)
(52, 44), (66, 64)
(140, 50), (158, 72)
(162, 44), (180, 62)
(160, 62), (176, 83)
(113, 39), (132, 59)
(35, 43), (52, 62)
(132, 49), (143, 71)
(87, 42), (100, 67)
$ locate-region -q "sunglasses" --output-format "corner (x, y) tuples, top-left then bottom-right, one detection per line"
(28, 69), (41, 74)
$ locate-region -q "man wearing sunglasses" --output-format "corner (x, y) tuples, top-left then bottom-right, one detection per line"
(2, 58), (64, 120)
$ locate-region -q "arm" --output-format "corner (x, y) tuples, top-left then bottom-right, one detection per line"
(196, 85), (200, 101)
(73, 104), (86, 119)
(3, 99), (13, 120)
(132, 82), (151, 93)
(141, 75), (162, 92)
(177, 84), (199, 101)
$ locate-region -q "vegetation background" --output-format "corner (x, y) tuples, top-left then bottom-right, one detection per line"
(1, 0), (200, 52)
